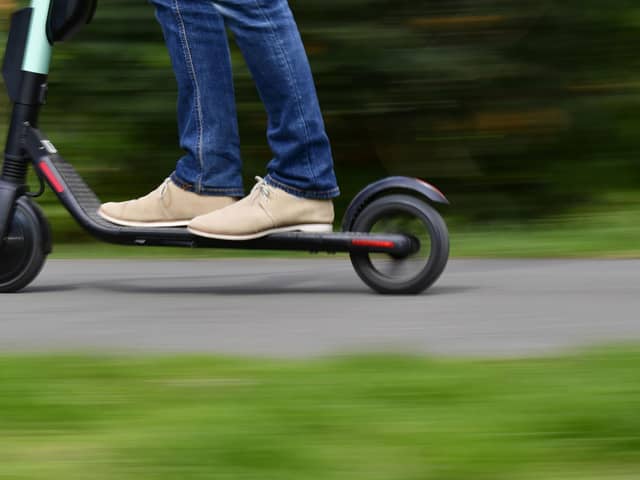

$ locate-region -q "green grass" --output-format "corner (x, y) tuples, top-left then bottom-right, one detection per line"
(2, 347), (640, 479)
(451, 212), (640, 258)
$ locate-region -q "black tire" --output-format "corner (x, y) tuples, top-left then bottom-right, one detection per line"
(0, 198), (48, 293)
(349, 194), (449, 294)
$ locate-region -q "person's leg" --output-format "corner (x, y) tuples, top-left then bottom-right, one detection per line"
(213, 0), (340, 200)
(99, 0), (243, 226)
(188, 0), (337, 240)
(152, 0), (244, 197)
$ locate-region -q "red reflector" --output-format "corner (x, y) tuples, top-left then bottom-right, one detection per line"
(352, 239), (395, 249)
(38, 162), (64, 193)
(416, 178), (445, 198)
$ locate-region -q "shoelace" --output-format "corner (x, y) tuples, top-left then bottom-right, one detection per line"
(251, 176), (272, 203)
(157, 178), (172, 207)
(129, 177), (171, 203)
(160, 178), (171, 197)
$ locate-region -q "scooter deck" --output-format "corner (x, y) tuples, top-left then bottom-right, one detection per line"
(25, 126), (416, 256)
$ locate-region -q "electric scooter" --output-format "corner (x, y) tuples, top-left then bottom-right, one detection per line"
(0, 0), (450, 294)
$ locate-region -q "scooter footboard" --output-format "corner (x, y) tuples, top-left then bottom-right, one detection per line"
(23, 125), (417, 256)
(23, 126), (113, 231)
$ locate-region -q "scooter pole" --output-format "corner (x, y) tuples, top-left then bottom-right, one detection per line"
(1, 0), (52, 244)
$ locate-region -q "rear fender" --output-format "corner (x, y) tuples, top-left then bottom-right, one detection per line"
(342, 176), (448, 231)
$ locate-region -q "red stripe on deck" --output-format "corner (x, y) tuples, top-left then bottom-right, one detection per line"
(351, 239), (395, 249)
(39, 162), (64, 193)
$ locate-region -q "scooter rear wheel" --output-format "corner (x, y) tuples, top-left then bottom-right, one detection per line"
(0, 199), (47, 293)
(349, 194), (449, 294)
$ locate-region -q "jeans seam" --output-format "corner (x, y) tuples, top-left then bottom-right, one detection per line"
(173, 0), (205, 193)
(253, 0), (318, 185)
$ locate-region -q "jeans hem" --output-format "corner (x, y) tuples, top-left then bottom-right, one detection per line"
(264, 174), (340, 200)
(171, 172), (245, 197)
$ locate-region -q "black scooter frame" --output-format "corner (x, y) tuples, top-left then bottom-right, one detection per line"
(10, 123), (420, 257)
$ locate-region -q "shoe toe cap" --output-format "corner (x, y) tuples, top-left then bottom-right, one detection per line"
(188, 211), (219, 231)
(99, 202), (125, 218)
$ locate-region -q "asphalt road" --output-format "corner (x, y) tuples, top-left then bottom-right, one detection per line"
(1, 259), (638, 357)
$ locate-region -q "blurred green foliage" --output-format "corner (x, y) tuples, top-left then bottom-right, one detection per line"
(1, 347), (640, 478)
(1, 1), (640, 243)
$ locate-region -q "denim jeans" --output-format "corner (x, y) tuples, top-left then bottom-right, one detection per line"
(150, 0), (340, 200)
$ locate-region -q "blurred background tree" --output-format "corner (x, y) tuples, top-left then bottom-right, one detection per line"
(1, 0), (639, 242)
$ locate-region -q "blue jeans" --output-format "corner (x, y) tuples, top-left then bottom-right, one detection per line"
(150, 0), (340, 200)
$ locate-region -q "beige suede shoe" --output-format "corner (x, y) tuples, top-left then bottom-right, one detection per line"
(99, 178), (236, 228)
(187, 177), (334, 240)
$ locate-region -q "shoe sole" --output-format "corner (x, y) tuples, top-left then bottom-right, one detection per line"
(98, 209), (190, 228)
(187, 223), (333, 240)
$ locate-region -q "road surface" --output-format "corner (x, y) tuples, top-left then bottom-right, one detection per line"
(1, 259), (638, 356)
